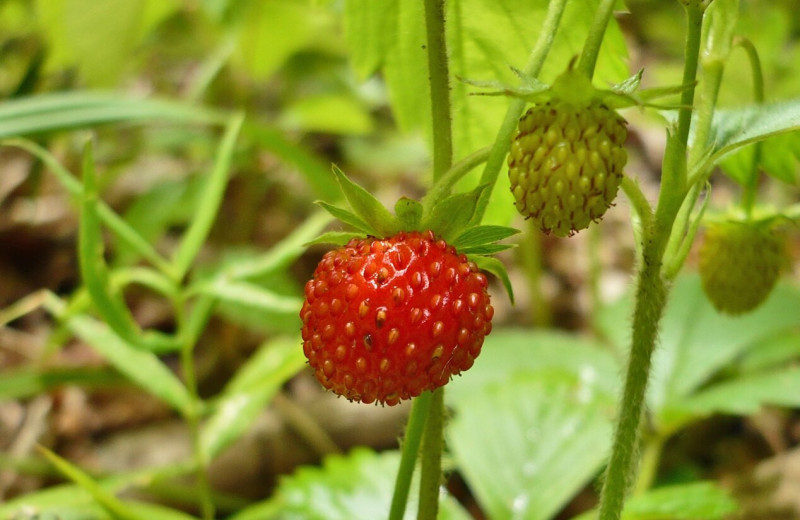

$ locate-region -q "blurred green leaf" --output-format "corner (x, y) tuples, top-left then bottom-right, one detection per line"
(38, 447), (145, 520)
(596, 275), (800, 431)
(702, 101), (800, 172)
(0, 367), (121, 401)
(737, 331), (800, 372)
(228, 448), (470, 520)
(201, 337), (306, 460)
(171, 113), (244, 279)
(0, 92), (225, 138)
(719, 132), (800, 185)
(65, 314), (192, 414)
(669, 366), (800, 419)
(279, 95), (373, 136)
(574, 481), (737, 520)
(233, 0), (334, 80)
(194, 279), (303, 316)
(448, 371), (614, 520)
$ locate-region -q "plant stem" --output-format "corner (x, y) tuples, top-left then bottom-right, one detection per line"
(472, 0), (568, 224)
(421, 146), (491, 213)
(597, 235), (667, 520)
(675, 3), (704, 149)
(389, 391), (434, 520)
(597, 4), (710, 518)
(734, 37), (765, 217)
(423, 0), (453, 182)
(417, 388), (445, 520)
(576, 0), (618, 79)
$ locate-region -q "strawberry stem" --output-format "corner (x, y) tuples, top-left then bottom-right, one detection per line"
(417, 388), (445, 520)
(424, 0), (453, 182)
(389, 391), (433, 520)
(733, 36), (765, 217)
(576, 0), (617, 80)
(472, 0), (569, 225)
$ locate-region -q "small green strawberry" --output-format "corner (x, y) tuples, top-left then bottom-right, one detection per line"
(301, 231), (493, 405)
(508, 98), (627, 236)
(699, 219), (787, 315)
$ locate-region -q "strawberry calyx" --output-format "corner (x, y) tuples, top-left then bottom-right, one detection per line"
(309, 165), (518, 302)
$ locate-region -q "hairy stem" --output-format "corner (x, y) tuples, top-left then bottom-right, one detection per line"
(389, 391), (433, 520)
(675, 3), (704, 149)
(417, 388), (445, 520)
(734, 37), (765, 216)
(424, 0), (453, 181)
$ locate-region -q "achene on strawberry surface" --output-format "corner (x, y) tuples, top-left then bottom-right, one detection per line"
(300, 230), (494, 406)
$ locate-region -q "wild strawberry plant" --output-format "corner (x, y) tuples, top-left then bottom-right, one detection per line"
(0, 1), (799, 520)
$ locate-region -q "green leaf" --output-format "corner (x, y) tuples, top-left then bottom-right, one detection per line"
(279, 94), (373, 136)
(469, 254), (514, 304)
(332, 165), (401, 237)
(452, 225), (520, 249)
(193, 279), (303, 316)
(447, 371), (614, 520)
(316, 201), (375, 234)
(720, 132), (800, 185)
(573, 481), (737, 520)
(458, 243), (514, 255)
(669, 366), (800, 419)
(228, 448), (470, 520)
(421, 184), (487, 242)
(38, 447), (145, 520)
(200, 337), (306, 460)
(595, 275), (800, 432)
(65, 314), (192, 415)
(343, 0), (399, 80)
(171, 113), (244, 279)
(0, 92), (225, 138)
(394, 197), (423, 230)
(702, 100), (800, 171)
(304, 231), (364, 247)
(233, 0), (333, 80)
(0, 367), (120, 401)
(737, 331), (800, 372)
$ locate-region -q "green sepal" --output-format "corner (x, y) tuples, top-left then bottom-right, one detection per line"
(452, 225), (520, 250)
(315, 201), (374, 235)
(421, 184), (488, 243)
(459, 244), (515, 255)
(304, 231), (365, 247)
(395, 197), (423, 230)
(332, 165), (401, 237)
(469, 255), (514, 305)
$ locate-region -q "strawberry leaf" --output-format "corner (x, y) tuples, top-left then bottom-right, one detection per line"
(470, 254), (514, 304)
(332, 165), (401, 237)
(422, 184), (488, 242)
(452, 225), (520, 249)
(315, 201), (374, 234)
(395, 197), (423, 230)
(459, 244), (514, 255)
(304, 231), (364, 246)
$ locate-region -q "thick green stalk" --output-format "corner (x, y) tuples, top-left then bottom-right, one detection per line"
(598, 232), (667, 520)
(597, 4), (710, 518)
(675, 3), (705, 149)
(576, 0), (618, 79)
(389, 392), (434, 520)
(423, 0), (453, 182)
(472, 0), (568, 224)
(417, 388), (445, 520)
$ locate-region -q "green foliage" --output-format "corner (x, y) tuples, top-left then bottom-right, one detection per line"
(229, 448), (470, 520)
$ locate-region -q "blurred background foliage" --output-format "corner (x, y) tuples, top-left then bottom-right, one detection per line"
(1, 0), (800, 518)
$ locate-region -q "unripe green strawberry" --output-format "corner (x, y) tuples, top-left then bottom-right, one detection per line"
(699, 220), (786, 315)
(508, 100), (628, 237)
(300, 230), (493, 406)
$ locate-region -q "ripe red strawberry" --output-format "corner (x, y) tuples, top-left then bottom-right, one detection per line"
(300, 230), (494, 406)
(699, 220), (786, 315)
(508, 99), (627, 237)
